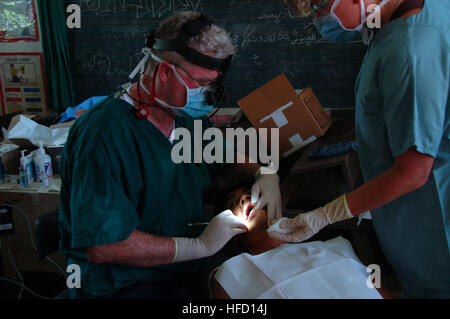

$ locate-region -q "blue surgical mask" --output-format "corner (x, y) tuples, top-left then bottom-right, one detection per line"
(154, 65), (214, 119)
(313, 14), (362, 43)
(313, 0), (364, 43)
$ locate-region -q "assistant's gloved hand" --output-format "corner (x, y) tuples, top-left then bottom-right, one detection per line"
(267, 194), (353, 243)
(173, 210), (248, 263)
(251, 167), (282, 226)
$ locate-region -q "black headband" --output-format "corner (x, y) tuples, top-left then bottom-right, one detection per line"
(146, 14), (233, 73)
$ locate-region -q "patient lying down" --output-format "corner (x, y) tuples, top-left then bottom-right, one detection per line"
(210, 187), (387, 299)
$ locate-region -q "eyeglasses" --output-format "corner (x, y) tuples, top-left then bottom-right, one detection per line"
(311, 0), (331, 15)
(172, 63), (218, 88)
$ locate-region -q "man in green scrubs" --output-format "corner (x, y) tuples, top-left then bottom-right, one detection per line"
(59, 11), (282, 299)
(272, 0), (449, 298)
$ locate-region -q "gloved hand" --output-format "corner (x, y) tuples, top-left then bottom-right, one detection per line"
(250, 167), (282, 226)
(267, 194), (353, 243)
(173, 210), (248, 263)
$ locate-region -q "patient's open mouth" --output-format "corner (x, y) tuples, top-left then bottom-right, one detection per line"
(245, 204), (254, 220)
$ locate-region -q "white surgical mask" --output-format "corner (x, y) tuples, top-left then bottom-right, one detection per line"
(336, 0), (392, 30)
(314, 0), (392, 44)
(331, 0), (367, 32)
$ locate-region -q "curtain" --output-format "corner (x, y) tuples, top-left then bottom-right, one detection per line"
(36, 0), (75, 113)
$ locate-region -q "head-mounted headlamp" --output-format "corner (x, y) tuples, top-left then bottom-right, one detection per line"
(146, 14), (233, 74)
(146, 14), (233, 107)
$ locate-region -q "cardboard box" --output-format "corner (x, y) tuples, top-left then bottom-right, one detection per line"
(0, 147), (22, 175)
(3, 115), (73, 149)
(4, 114), (38, 148)
(238, 74), (332, 157)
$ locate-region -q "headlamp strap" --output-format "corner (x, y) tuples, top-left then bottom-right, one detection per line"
(146, 14), (233, 73)
(129, 48), (152, 80)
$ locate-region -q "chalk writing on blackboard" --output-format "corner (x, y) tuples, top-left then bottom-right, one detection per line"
(80, 0), (203, 19)
(66, 0), (367, 109)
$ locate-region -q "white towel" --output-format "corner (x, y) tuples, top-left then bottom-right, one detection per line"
(214, 236), (382, 299)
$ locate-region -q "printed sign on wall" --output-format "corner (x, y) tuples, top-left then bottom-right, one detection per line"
(0, 53), (47, 114)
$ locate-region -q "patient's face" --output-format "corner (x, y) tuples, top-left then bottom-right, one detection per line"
(225, 187), (267, 232)
(225, 187), (283, 255)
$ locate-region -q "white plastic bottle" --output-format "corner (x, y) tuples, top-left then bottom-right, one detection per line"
(20, 150), (33, 189)
(34, 142), (53, 184)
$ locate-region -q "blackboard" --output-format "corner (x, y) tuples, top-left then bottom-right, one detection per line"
(64, 0), (367, 109)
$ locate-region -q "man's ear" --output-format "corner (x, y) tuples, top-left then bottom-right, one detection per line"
(157, 62), (172, 83)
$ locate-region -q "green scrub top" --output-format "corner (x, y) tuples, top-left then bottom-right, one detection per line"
(355, 0), (450, 298)
(59, 94), (226, 299)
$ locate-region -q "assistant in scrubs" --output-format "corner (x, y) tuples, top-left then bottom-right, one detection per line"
(272, 0), (450, 298)
(59, 11), (282, 299)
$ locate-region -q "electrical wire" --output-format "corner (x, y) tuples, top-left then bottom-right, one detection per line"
(45, 255), (67, 280)
(0, 238), (50, 299)
(1, 203), (67, 279)
(0, 276), (51, 299)
(5, 237), (24, 299)
(0, 202), (67, 299)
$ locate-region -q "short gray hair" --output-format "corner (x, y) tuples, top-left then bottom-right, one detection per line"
(282, 0), (313, 17)
(150, 11), (235, 70)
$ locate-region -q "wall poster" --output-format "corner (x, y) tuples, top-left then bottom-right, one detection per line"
(0, 53), (47, 114)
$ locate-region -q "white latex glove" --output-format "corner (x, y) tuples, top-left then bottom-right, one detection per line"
(267, 209), (329, 243)
(173, 210), (248, 263)
(268, 195), (353, 243)
(250, 168), (282, 226)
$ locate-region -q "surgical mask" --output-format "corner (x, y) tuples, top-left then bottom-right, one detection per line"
(146, 64), (214, 119)
(313, 14), (362, 43)
(313, 0), (392, 44)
